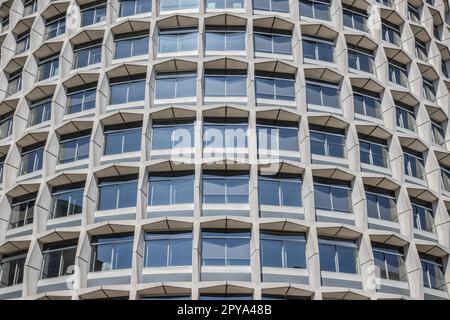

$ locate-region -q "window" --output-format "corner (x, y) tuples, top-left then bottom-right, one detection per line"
(407, 4), (420, 23)
(377, 0), (393, 5)
(201, 230), (250, 266)
(396, 104), (416, 131)
(160, 0), (198, 11)
(253, 0), (289, 12)
(148, 172), (194, 206)
(142, 295), (191, 300)
(66, 85), (96, 114)
(155, 72), (197, 99)
(104, 122), (142, 155)
(421, 254), (446, 291)
(200, 294), (252, 300)
(16, 31), (30, 54)
(91, 233), (134, 272)
(255, 72), (295, 101)
(59, 131), (90, 164)
(411, 199), (434, 232)
(0, 157), (4, 184)
(202, 171), (249, 204)
(151, 119), (195, 151)
(203, 118), (248, 151)
(81, 2), (107, 27)
(28, 99), (51, 127)
(0, 112), (13, 140)
(1, 15), (9, 31)
(158, 28), (197, 53)
(44, 15), (65, 40)
(41, 241), (77, 279)
(303, 35), (334, 62)
(20, 143), (44, 175)
(256, 121), (299, 157)
(381, 22), (400, 46)
(348, 46), (374, 73)
(206, 0), (244, 9)
(372, 244), (406, 281)
(98, 175), (138, 210)
(0, 252), (26, 287)
(422, 78), (435, 101)
(314, 179), (352, 213)
(115, 33), (149, 59)
(144, 232), (192, 267)
(73, 42), (102, 69)
(343, 7), (367, 31)
(37, 55), (60, 81)
(299, 0), (331, 21)
(110, 75), (146, 104)
(366, 188), (397, 222)
(306, 79), (340, 109)
(254, 28), (292, 55)
(388, 61), (408, 87)
(441, 165), (450, 192)
(23, 0), (37, 16)
(205, 26), (245, 51)
(353, 89), (381, 118)
(433, 24), (442, 41)
(319, 237), (358, 274)
(260, 232), (306, 268)
(7, 69), (23, 96)
(415, 39), (428, 61)
(262, 294), (310, 300)
(119, 0), (151, 17)
(204, 70), (247, 97)
(9, 195), (36, 229)
(310, 126), (346, 158)
(258, 174), (302, 207)
(359, 136), (389, 168)
(50, 184), (84, 219)
(403, 148), (424, 180)
(442, 59), (448, 78)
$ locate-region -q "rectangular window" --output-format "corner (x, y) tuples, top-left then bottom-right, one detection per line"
(407, 4), (420, 23)
(381, 22), (400, 46)
(396, 104), (416, 131)
(319, 237), (358, 274)
(115, 33), (149, 59)
(253, 0), (289, 12)
(343, 7), (367, 31)
(203, 171), (249, 204)
(403, 148), (424, 179)
(310, 126), (346, 158)
(299, 0), (331, 21)
(151, 120), (195, 151)
(359, 136), (389, 168)
(388, 61), (408, 87)
(203, 118), (248, 150)
(98, 175), (138, 210)
(91, 233), (134, 272)
(16, 31), (30, 54)
(441, 165), (450, 192)
(423, 78), (436, 101)
(41, 241), (77, 279)
(59, 132), (90, 164)
(158, 27), (197, 53)
(9, 195), (36, 229)
(0, 252), (26, 287)
(255, 72), (295, 101)
(144, 232), (192, 267)
(50, 184), (84, 219)
(73, 42), (102, 69)
(366, 188), (397, 222)
(254, 28), (292, 55)
(119, 0), (151, 17)
(110, 76), (146, 104)
(314, 178), (351, 213)
(155, 72), (197, 99)
(306, 79), (340, 109)
(66, 85), (96, 114)
(258, 174), (302, 207)
(421, 254), (446, 291)
(0, 158), (4, 184)
(81, 2), (107, 27)
(372, 244), (406, 281)
(348, 46), (374, 73)
(201, 230), (250, 266)
(201, 294), (252, 300)
(260, 232), (306, 268)
(442, 59), (448, 78)
(160, 0), (198, 11)
(302, 35), (334, 62)
(256, 121), (299, 157)
(433, 24), (441, 41)
(38, 55), (60, 81)
(0, 112), (13, 140)
(44, 15), (65, 40)
(204, 70), (247, 97)
(205, 27), (245, 51)
(148, 172), (194, 206)
(415, 39), (428, 61)
(28, 99), (51, 127)
(20, 143), (44, 175)
(411, 199), (434, 232)
(206, 0), (244, 9)
(104, 122), (141, 155)
(353, 89), (381, 118)
(7, 70), (22, 96)
(23, 0), (37, 16)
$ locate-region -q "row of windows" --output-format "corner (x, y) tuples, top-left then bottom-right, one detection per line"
(4, 173), (437, 234)
(1, 231), (446, 292)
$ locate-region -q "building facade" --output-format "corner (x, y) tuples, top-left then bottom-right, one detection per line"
(0, 0), (449, 300)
